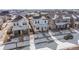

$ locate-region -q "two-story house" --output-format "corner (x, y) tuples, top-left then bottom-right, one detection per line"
(74, 14), (79, 29)
(11, 15), (31, 38)
(28, 12), (49, 33)
(51, 13), (71, 31)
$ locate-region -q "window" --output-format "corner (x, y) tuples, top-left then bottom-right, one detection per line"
(45, 27), (47, 29)
(45, 20), (46, 23)
(38, 21), (39, 23)
(37, 27), (39, 30)
(23, 22), (27, 25)
(42, 27), (43, 31)
(17, 23), (18, 25)
(35, 21), (37, 24)
(14, 23), (15, 26)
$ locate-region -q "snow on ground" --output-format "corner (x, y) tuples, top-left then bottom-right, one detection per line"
(0, 34), (30, 50)
(57, 42), (77, 50)
(37, 47), (52, 50)
(0, 28), (79, 50)
(0, 31), (4, 45)
(4, 43), (16, 50)
(0, 31), (3, 40)
(34, 32), (44, 38)
(35, 38), (48, 49)
(48, 30), (79, 50)
(17, 41), (29, 48)
(17, 30), (79, 50)
(72, 29), (79, 34)
(0, 45), (5, 50)
(21, 46), (29, 50)
(29, 34), (36, 50)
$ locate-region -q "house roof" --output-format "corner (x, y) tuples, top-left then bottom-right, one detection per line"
(0, 11), (9, 16)
(33, 15), (41, 19)
(12, 15), (23, 22)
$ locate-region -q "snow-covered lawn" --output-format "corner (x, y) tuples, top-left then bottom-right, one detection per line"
(0, 35), (30, 50)
(50, 30), (71, 36)
(0, 45), (5, 50)
(37, 47), (52, 50)
(48, 30), (79, 50)
(17, 41), (29, 48)
(71, 28), (79, 34)
(0, 29), (79, 50)
(34, 32), (44, 39)
(4, 43), (16, 50)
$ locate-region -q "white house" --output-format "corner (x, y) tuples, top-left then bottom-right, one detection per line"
(74, 15), (79, 29)
(51, 14), (71, 31)
(0, 16), (4, 29)
(11, 15), (31, 37)
(29, 13), (49, 33)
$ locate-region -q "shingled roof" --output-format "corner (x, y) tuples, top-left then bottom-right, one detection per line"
(12, 15), (23, 22)
(0, 11), (9, 16)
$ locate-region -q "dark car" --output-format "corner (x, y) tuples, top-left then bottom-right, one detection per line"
(64, 33), (73, 40)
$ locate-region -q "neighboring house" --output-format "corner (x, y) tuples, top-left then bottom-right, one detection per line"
(11, 15), (31, 37)
(0, 16), (4, 29)
(1, 14), (14, 30)
(51, 14), (71, 31)
(74, 14), (79, 29)
(49, 18), (56, 30)
(28, 13), (49, 33)
(49, 14), (59, 30)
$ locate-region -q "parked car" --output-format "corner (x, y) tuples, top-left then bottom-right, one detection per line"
(64, 33), (73, 40)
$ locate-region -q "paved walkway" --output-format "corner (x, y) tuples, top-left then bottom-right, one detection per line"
(29, 34), (36, 50)
(71, 28), (79, 34)
(48, 30), (63, 45)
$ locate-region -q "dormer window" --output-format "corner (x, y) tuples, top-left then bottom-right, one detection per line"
(45, 20), (46, 23)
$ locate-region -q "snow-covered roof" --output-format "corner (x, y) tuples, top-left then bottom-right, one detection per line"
(76, 15), (79, 18)
(62, 16), (70, 19)
(56, 22), (68, 25)
(72, 15), (77, 19)
(12, 15), (23, 22)
(41, 12), (48, 15)
(33, 13), (40, 16)
(54, 14), (59, 19)
(32, 15), (47, 20)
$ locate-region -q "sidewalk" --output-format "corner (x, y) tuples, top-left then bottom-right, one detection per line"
(48, 30), (63, 44)
(29, 34), (36, 50)
(71, 28), (79, 34)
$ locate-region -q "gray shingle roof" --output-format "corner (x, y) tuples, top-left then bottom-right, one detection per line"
(12, 15), (23, 22)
